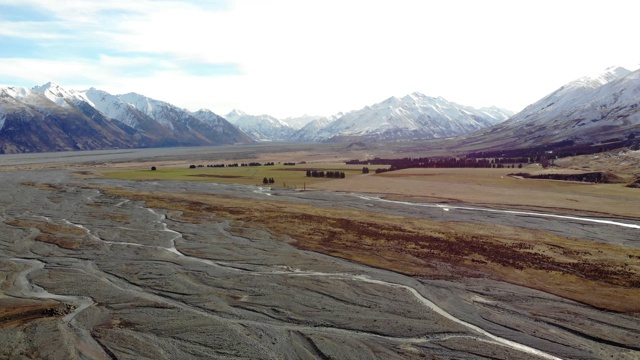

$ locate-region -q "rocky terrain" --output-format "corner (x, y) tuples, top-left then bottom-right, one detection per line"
(0, 149), (639, 359)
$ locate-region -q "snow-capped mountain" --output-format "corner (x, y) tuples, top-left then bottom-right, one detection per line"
(191, 108), (232, 126)
(224, 110), (295, 141)
(303, 93), (512, 142)
(508, 66), (632, 125)
(85, 89), (251, 147)
(0, 85), (137, 153)
(288, 113), (343, 142)
(288, 117), (335, 142)
(33, 82), (92, 109)
(0, 83), (252, 153)
(281, 115), (326, 129)
(460, 66), (640, 149)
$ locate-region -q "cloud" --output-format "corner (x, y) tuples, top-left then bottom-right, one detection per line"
(1, 0), (639, 118)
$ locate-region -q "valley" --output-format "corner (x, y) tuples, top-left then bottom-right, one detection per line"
(1, 146), (638, 359)
(2, 3), (639, 359)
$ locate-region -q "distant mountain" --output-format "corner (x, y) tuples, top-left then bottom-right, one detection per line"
(224, 109), (295, 141)
(114, 93), (252, 147)
(457, 66), (640, 150)
(288, 113), (343, 142)
(302, 93), (512, 142)
(0, 83), (252, 154)
(281, 115), (326, 129)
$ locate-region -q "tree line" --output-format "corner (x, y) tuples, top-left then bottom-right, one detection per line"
(348, 157), (525, 171)
(306, 170), (346, 179)
(190, 162), (276, 168)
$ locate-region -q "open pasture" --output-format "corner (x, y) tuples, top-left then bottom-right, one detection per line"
(102, 163), (385, 188)
(312, 166), (640, 219)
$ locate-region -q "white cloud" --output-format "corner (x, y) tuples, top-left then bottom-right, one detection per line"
(1, 0), (639, 117)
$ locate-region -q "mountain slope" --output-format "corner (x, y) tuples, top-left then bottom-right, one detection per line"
(307, 93), (512, 142)
(457, 66), (640, 150)
(282, 115), (326, 129)
(114, 92), (252, 146)
(288, 114), (343, 142)
(76, 87), (252, 147)
(0, 83), (252, 153)
(225, 110), (295, 141)
(0, 86), (136, 153)
(80, 88), (180, 147)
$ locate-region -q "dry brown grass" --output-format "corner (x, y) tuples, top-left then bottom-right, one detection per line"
(6, 219), (87, 236)
(0, 299), (68, 328)
(311, 167), (640, 219)
(5, 218), (97, 251)
(19, 181), (61, 191)
(88, 185), (640, 313)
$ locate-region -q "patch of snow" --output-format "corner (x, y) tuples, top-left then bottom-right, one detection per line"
(309, 92), (511, 141)
(32, 82), (93, 109)
(2, 86), (33, 101)
(224, 109), (295, 141)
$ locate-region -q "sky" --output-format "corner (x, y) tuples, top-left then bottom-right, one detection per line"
(1, 0), (639, 118)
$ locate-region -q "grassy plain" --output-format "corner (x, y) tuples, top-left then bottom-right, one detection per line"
(311, 166), (640, 219)
(102, 163), (384, 189)
(101, 160), (640, 219)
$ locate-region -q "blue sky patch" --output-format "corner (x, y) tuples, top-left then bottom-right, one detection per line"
(0, 4), (51, 22)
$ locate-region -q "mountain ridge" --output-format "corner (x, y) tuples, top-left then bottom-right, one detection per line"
(456, 66), (640, 151)
(0, 84), (252, 153)
(302, 92), (513, 142)
(2, 65), (637, 154)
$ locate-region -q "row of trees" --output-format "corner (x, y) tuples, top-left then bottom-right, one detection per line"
(306, 170), (346, 178)
(190, 162), (276, 168)
(349, 157), (529, 171)
(362, 167), (389, 174)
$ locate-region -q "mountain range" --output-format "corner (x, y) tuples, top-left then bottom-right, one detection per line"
(224, 109), (296, 142)
(1, 65), (638, 154)
(290, 93), (512, 142)
(221, 94), (513, 143)
(0, 83), (252, 153)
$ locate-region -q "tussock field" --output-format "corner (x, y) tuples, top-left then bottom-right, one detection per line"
(312, 167), (640, 219)
(85, 184), (640, 313)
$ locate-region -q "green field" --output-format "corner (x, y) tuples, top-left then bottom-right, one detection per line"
(103, 164), (381, 189)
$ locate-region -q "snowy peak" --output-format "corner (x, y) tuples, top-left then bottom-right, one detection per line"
(308, 93), (513, 142)
(32, 81), (91, 108)
(225, 109), (248, 120)
(282, 114), (329, 129)
(225, 109), (289, 127)
(512, 66), (636, 125)
(579, 66), (631, 87)
(469, 66), (640, 149)
(223, 109), (294, 141)
(118, 92), (167, 117)
(190, 109), (227, 125)
(0, 86), (33, 101)
(80, 88), (141, 127)
(288, 116), (336, 142)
